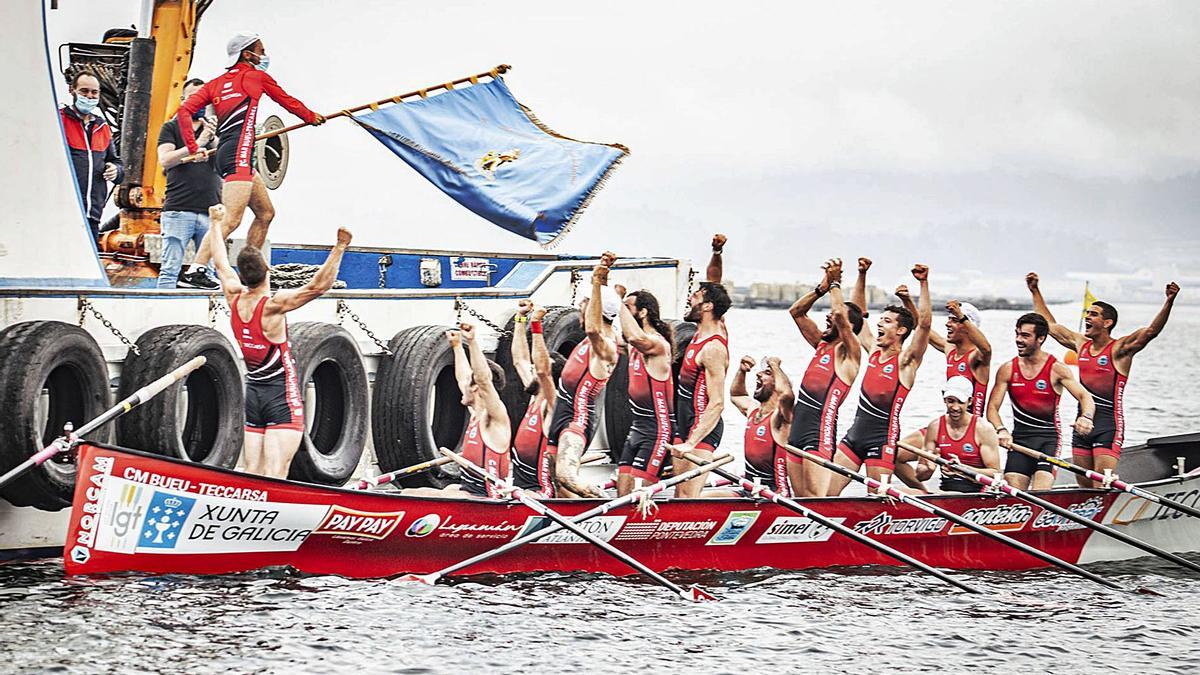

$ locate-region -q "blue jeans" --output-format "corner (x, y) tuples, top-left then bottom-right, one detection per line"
(157, 211), (211, 288)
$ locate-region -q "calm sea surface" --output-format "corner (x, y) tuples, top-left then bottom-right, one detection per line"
(3, 303), (1198, 674)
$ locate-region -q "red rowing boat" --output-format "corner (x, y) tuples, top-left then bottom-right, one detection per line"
(64, 441), (1200, 578)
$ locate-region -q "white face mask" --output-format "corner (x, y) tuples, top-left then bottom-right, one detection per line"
(74, 94), (99, 114)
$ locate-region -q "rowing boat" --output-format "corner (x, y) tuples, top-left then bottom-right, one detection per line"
(64, 436), (1200, 578)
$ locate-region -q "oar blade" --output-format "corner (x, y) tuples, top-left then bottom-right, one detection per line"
(397, 573), (438, 585)
(685, 585), (717, 602)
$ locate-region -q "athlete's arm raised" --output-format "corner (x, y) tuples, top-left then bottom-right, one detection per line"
(975, 420), (1002, 478)
(1053, 361), (1095, 437)
(530, 307), (556, 412)
(853, 257), (876, 352)
(827, 270), (863, 381)
(900, 265), (932, 377)
(1118, 282), (1180, 360)
(268, 228), (352, 314)
(462, 323), (509, 424)
(1026, 272), (1084, 351)
(786, 267), (829, 349)
(729, 355), (756, 417)
(585, 256), (619, 369)
(706, 233), (726, 283)
(510, 300), (535, 390)
(986, 361), (1013, 448)
(619, 294), (668, 358)
(206, 206), (243, 304)
(447, 329), (472, 395)
(769, 356), (796, 426)
(948, 299), (992, 364)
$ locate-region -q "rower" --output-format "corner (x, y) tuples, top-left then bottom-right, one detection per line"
(615, 289), (676, 495)
(548, 254), (621, 498)
(509, 301), (566, 498)
(986, 313), (1095, 491)
(786, 257), (863, 497)
(915, 376), (1002, 492)
(1027, 273), (1180, 486)
(828, 264), (933, 495)
(733, 356), (795, 496)
(206, 205), (348, 479)
(405, 324), (512, 498)
(668, 234), (732, 498)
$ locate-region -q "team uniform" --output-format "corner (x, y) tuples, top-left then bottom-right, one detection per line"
(618, 340), (676, 481)
(838, 351), (909, 470)
(1072, 340), (1126, 460)
(178, 63), (318, 182)
(459, 418), (510, 498)
(933, 415), (985, 493)
(230, 296), (304, 434)
(743, 407), (791, 497)
(788, 340), (852, 460)
(511, 400), (554, 497)
(945, 348), (987, 416)
(675, 332), (728, 451)
(547, 341), (610, 447)
(1003, 355), (1060, 477)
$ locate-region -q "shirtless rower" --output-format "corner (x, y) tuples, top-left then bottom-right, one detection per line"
(207, 205), (348, 478)
(786, 257), (863, 497)
(509, 301), (566, 497)
(1027, 273), (1180, 486)
(986, 313), (1094, 491)
(668, 234), (732, 498)
(827, 264), (932, 496)
(915, 376), (1002, 493)
(616, 289), (676, 495)
(548, 254), (621, 498)
(405, 324), (511, 498)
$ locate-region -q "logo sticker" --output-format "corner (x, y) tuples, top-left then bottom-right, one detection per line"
(1035, 379), (1048, 391)
(1098, 356), (1109, 367)
(614, 519), (718, 541)
(883, 364), (895, 374)
(528, 515), (627, 544)
(948, 504), (1033, 535)
(406, 514), (442, 537)
(819, 354), (832, 365)
(475, 148), (521, 180)
(138, 492), (197, 549)
(963, 443), (976, 454)
(756, 425), (767, 437)
(756, 516), (842, 544)
(957, 363), (967, 372)
(312, 506), (406, 541)
(69, 545), (91, 564)
(707, 511), (760, 546)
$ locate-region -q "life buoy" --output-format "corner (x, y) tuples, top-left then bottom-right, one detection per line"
(286, 322), (368, 485)
(0, 321), (112, 511)
(116, 324), (243, 469)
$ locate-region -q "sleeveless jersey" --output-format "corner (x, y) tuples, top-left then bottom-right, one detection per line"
(459, 418), (509, 498)
(945, 347), (986, 416)
(230, 295), (295, 386)
(1076, 339), (1125, 435)
(627, 340), (675, 437)
(511, 400), (552, 495)
(790, 340), (852, 454)
(744, 407), (790, 495)
(553, 340), (610, 437)
(676, 332), (728, 447)
(935, 415), (984, 468)
(842, 350), (910, 451)
(1009, 355), (1060, 439)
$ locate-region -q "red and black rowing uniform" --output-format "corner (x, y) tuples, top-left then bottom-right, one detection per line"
(743, 407), (790, 496)
(547, 341), (610, 447)
(675, 332), (728, 451)
(838, 350), (909, 470)
(934, 414), (985, 493)
(511, 400), (554, 497)
(459, 418), (510, 498)
(1004, 355), (1060, 477)
(788, 340), (852, 460)
(1073, 339), (1126, 460)
(945, 347), (986, 416)
(618, 339), (676, 481)
(230, 296), (304, 434)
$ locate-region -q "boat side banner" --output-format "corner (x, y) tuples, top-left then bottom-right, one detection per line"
(351, 78), (627, 248)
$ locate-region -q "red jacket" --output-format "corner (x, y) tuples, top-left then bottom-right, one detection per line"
(60, 105), (124, 223)
(176, 63), (317, 154)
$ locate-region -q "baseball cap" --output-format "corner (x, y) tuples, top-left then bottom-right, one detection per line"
(959, 302), (982, 328)
(943, 376), (974, 404)
(225, 31), (261, 68)
(599, 286), (622, 322)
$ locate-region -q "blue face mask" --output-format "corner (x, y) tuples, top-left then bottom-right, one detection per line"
(254, 54), (270, 72)
(191, 107), (208, 121)
(74, 94), (99, 115)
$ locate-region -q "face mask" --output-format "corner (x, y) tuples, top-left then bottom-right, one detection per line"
(254, 54), (270, 72)
(191, 107), (208, 121)
(74, 94), (99, 115)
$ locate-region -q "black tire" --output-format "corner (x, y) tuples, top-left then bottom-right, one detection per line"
(372, 325), (467, 488)
(115, 325), (243, 469)
(287, 322), (369, 485)
(0, 321), (112, 510)
(603, 349), (631, 459)
(667, 319), (698, 380)
(541, 306), (586, 360)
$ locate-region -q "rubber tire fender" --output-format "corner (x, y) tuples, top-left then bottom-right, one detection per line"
(115, 324), (243, 469)
(495, 306), (586, 436)
(286, 322), (369, 485)
(0, 321), (112, 511)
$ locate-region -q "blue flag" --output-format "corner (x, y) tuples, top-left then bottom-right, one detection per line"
(352, 77), (628, 248)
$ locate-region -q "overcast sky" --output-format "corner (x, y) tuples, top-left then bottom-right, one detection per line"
(47, 1), (1200, 298)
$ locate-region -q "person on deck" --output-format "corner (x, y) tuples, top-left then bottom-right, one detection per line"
(915, 376), (1002, 492)
(786, 257), (863, 497)
(615, 288), (676, 495)
(509, 301), (566, 498)
(548, 254), (621, 498)
(1027, 273), (1180, 487)
(61, 70), (123, 241)
(208, 205), (349, 479)
(668, 234), (732, 498)
(827, 264), (933, 496)
(986, 313), (1095, 491)
(178, 32), (325, 257)
(156, 78), (221, 289)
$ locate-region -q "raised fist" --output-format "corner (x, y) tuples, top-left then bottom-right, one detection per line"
(858, 257), (872, 274)
(826, 258), (844, 283)
(336, 227), (353, 247)
(911, 264), (929, 282)
(712, 233), (727, 252)
(517, 299), (533, 316)
(895, 285), (911, 303)
(766, 356), (782, 369)
(1025, 272), (1040, 292)
(599, 251), (617, 268)
(739, 355), (755, 373)
(458, 323), (476, 341)
(446, 330), (462, 348)
(592, 264), (610, 286)
(1166, 282), (1180, 300)
(614, 284), (627, 299)
(531, 306), (547, 322)
(946, 299), (963, 319)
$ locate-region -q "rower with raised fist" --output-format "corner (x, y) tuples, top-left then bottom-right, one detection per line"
(1027, 273), (1181, 486)
(615, 287), (676, 495)
(509, 301), (566, 498)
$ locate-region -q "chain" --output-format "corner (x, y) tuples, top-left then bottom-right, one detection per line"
(686, 267), (697, 298)
(337, 299), (393, 356)
(78, 297), (141, 356)
(207, 295), (230, 327)
(569, 268), (582, 305)
(378, 255), (393, 289)
(454, 297), (511, 337)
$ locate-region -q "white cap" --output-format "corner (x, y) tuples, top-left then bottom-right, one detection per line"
(599, 286), (622, 322)
(959, 302), (982, 328)
(225, 31), (261, 68)
(943, 376), (974, 403)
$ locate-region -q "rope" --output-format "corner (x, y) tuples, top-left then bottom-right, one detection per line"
(269, 263), (348, 290)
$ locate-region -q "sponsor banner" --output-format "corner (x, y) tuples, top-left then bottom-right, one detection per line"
(70, 453), (117, 565)
(614, 519), (719, 541)
(405, 514), (443, 538)
(433, 514), (524, 540)
(853, 512), (947, 537)
(707, 511), (760, 546)
(312, 506), (406, 542)
(1031, 497), (1104, 532)
(528, 516), (627, 544)
(755, 516), (841, 544)
(947, 503), (1033, 535)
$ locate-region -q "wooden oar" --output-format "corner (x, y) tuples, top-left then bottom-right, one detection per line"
(1010, 442), (1200, 520)
(354, 450), (606, 491)
(401, 453), (734, 588)
(781, 443), (1125, 591)
(901, 441), (1200, 576)
(442, 449), (716, 602)
(0, 356), (207, 491)
(680, 451), (980, 594)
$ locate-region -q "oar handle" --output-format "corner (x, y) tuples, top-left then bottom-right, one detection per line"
(354, 454), (455, 490)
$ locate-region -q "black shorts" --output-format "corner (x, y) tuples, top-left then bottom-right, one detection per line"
(939, 475), (984, 493)
(215, 137), (255, 182)
(1004, 435), (1057, 477)
(245, 378), (304, 434)
(547, 392), (599, 449)
(619, 425), (672, 481)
